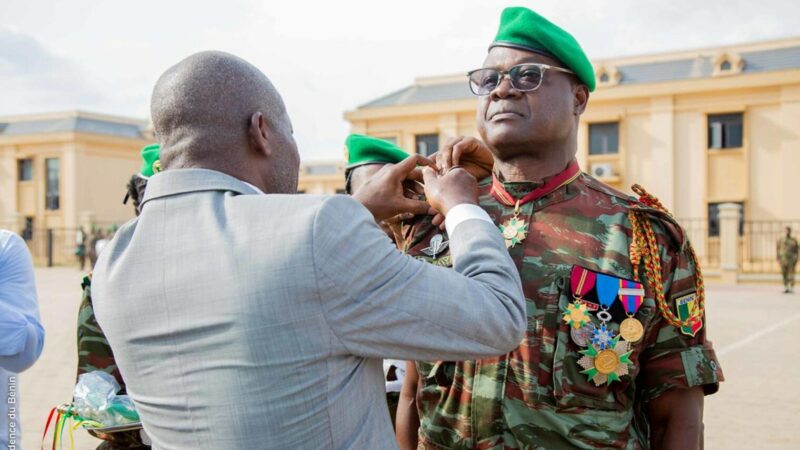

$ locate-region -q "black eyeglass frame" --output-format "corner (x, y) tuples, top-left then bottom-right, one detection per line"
(466, 63), (575, 96)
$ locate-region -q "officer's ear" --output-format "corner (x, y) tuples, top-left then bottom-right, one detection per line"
(573, 83), (589, 116)
(248, 112), (272, 158)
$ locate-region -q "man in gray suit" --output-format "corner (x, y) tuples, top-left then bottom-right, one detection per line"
(92, 51), (526, 450)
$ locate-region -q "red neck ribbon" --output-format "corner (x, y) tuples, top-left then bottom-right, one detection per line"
(490, 160), (581, 207)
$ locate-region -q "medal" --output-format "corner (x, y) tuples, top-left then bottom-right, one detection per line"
(563, 266), (596, 330)
(489, 161), (582, 249)
(571, 322), (595, 347)
(619, 318), (644, 342)
(499, 211), (528, 248)
(618, 279), (645, 342)
(590, 323), (615, 350)
(421, 234), (449, 259)
(578, 336), (633, 386)
(563, 302), (591, 330)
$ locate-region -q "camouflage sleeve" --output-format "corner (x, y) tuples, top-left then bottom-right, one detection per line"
(637, 216), (724, 403)
(76, 274), (126, 392)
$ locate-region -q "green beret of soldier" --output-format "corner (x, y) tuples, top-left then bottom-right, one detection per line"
(345, 134), (410, 170)
(139, 143), (161, 177)
(490, 6), (596, 92)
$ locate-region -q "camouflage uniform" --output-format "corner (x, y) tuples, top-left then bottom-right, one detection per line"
(403, 173), (723, 449)
(778, 236), (799, 291)
(77, 274), (149, 449)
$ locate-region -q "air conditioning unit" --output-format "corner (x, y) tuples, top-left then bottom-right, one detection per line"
(591, 163), (615, 179)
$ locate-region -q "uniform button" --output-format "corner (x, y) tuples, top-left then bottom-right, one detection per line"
(710, 360), (717, 371)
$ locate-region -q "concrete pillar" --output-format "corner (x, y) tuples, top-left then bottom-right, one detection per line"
(718, 202), (742, 284)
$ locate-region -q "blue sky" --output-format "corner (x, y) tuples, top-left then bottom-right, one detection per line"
(1, 0), (797, 160)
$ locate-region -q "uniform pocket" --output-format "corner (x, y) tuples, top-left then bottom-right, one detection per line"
(552, 287), (628, 411)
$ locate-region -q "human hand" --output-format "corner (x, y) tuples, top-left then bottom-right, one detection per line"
(432, 136), (494, 181)
(352, 155), (436, 222)
(421, 166), (478, 217)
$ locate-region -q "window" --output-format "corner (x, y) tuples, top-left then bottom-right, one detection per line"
(18, 159), (33, 181)
(708, 202), (744, 237)
(335, 189), (347, 195)
(379, 136), (397, 145)
(589, 122), (619, 155)
(720, 60), (732, 71)
(45, 158), (60, 210)
(415, 134), (439, 157)
(599, 73), (610, 83)
(708, 113), (743, 149)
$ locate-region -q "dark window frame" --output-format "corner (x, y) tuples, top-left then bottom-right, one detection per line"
(588, 122), (620, 155)
(415, 134), (439, 157)
(18, 159), (33, 181)
(45, 157), (60, 210)
(707, 113), (743, 149)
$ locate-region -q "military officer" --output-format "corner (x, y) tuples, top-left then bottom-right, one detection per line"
(76, 144), (159, 450)
(778, 226), (799, 293)
(395, 7), (724, 450)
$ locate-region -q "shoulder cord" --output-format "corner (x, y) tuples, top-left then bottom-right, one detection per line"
(628, 184), (705, 328)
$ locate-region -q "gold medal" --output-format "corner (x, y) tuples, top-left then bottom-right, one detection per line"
(594, 349), (620, 375)
(578, 336), (633, 386)
(499, 217), (528, 248)
(562, 301), (591, 330)
(619, 317), (644, 342)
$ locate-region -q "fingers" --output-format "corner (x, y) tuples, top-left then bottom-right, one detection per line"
(421, 166), (438, 186)
(400, 199), (436, 216)
(390, 154), (435, 182)
(438, 137), (464, 172)
(431, 213), (445, 228)
(406, 167), (425, 182)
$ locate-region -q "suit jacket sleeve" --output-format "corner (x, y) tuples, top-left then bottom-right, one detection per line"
(311, 195), (526, 361)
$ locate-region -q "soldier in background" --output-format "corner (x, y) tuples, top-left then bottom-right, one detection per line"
(76, 144), (159, 449)
(778, 226), (799, 293)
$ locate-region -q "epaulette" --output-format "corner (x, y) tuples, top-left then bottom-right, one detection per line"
(627, 184), (704, 331)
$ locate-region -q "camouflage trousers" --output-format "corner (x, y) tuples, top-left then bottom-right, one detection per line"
(781, 261), (797, 288)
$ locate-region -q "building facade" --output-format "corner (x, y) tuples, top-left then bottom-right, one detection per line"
(0, 111), (151, 264)
(344, 37), (800, 281)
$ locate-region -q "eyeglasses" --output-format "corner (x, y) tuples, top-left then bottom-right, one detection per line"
(467, 63), (575, 96)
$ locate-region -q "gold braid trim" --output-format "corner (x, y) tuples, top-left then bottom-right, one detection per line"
(628, 184), (705, 328)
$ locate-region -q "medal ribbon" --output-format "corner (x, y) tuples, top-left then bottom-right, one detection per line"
(619, 279), (644, 316)
(570, 266), (597, 298)
(490, 160), (582, 209)
(595, 273), (620, 310)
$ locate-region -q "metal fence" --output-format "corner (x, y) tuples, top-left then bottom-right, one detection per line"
(741, 220), (800, 273)
(24, 224), (122, 268)
(676, 218), (720, 269)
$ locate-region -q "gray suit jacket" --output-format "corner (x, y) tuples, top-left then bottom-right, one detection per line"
(93, 168), (525, 450)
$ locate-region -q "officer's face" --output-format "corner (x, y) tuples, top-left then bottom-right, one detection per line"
(476, 47), (587, 160)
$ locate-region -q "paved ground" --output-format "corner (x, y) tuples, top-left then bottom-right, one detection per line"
(15, 267), (800, 449)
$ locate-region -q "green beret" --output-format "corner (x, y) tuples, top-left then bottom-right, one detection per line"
(490, 7), (595, 92)
(345, 134), (409, 169)
(139, 144), (161, 177)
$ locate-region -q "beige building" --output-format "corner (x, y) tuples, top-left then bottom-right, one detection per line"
(345, 37), (800, 282)
(0, 111), (151, 264)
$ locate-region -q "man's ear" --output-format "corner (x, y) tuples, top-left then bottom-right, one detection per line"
(248, 112), (272, 157)
(573, 84), (590, 116)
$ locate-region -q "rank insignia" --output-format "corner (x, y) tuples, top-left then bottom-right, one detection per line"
(578, 336), (633, 386)
(421, 234), (449, 259)
(675, 293), (703, 337)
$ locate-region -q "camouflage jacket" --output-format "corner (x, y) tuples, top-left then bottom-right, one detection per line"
(78, 275), (148, 449)
(403, 173), (723, 450)
(778, 237), (799, 264)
